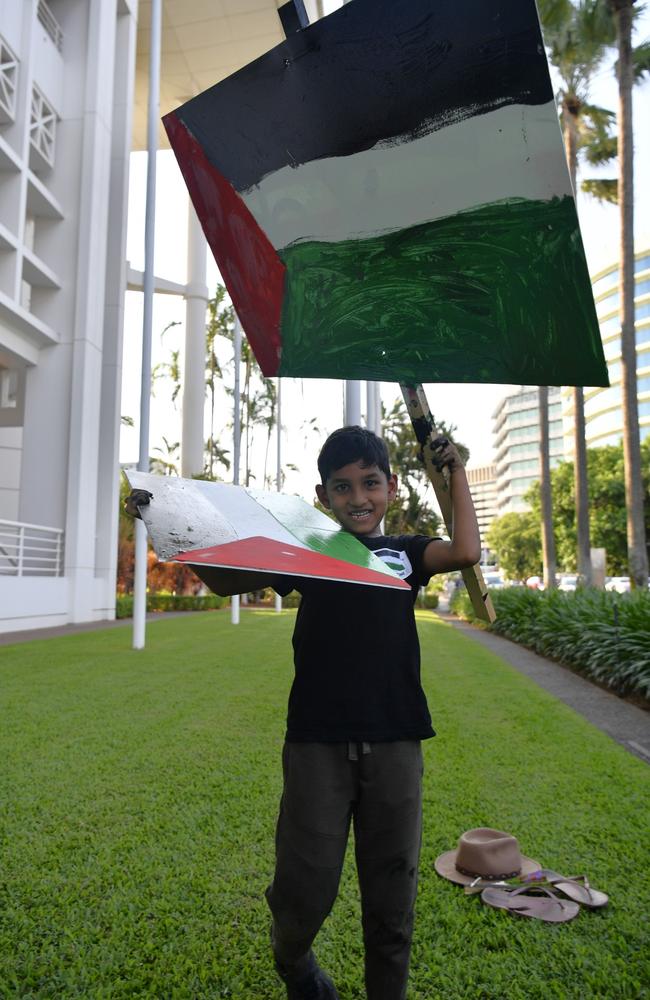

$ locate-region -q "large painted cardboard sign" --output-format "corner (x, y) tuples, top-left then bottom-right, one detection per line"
(125, 472), (409, 595)
(163, 0), (608, 388)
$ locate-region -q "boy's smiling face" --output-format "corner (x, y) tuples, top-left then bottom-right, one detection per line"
(315, 460), (397, 537)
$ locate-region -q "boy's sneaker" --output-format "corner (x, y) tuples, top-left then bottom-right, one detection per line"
(275, 957), (340, 1000)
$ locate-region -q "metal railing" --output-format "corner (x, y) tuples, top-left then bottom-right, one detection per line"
(0, 519), (64, 576)
(37, 0), (63, 53)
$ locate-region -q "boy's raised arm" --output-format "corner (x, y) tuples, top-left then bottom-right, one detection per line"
(421, 440), (481, 576)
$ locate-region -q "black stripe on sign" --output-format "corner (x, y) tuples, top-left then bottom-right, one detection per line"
(173, 0), (553, 193)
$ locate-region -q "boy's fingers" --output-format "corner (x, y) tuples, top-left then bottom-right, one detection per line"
(124, 489), (153, 519)
(430, 439), (459, 472)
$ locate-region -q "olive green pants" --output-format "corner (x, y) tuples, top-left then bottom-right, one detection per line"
(266, 741), (423, 1000)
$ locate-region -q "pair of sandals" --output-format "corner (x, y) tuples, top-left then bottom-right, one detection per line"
(466, 868), (609, 923)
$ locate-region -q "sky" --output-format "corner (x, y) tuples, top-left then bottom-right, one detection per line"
(120, 4), (650, 505)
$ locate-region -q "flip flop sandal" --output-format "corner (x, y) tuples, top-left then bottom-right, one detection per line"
(524, 869), (608, 909)
(481, 884), (580, 923)
(464, 877), (515, 896)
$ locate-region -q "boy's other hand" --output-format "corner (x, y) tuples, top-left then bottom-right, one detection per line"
(430, 436), (462, 473)
(124, 489), (153, 519)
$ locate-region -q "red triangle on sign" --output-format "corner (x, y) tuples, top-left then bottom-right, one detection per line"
(174, 535), (409, 590)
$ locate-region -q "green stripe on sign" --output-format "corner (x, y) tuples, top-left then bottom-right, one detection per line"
(289, 526), (400, 579)
(277, 196), (608, 387)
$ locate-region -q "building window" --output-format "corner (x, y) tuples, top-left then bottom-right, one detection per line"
(0, 365), (26, 426)
(29, 86), (57, 172)
(0, 36), (18, 123)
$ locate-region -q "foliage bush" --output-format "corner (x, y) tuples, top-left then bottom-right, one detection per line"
(281, 591), (302, 608)
(420, 590), (439, 610)
(452, 586), (650, 700)
(116, 593), (227, 617)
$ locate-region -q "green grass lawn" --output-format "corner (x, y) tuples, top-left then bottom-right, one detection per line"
(1, 611), (649, 999)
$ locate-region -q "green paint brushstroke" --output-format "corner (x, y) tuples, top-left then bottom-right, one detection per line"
(277, 196), (608, 386)
(249, 488), (399, 580)
(290, 526), (400, 578)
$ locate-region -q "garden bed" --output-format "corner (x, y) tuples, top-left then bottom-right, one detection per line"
(450, 587), (650, 704)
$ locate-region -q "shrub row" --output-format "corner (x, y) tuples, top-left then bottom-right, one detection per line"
(116, 593), (228, 618)
(450, 586), (650, 700)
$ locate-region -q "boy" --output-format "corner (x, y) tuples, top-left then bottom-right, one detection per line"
(267, 426), (480, 1000)
(125, 424), (480, 1000)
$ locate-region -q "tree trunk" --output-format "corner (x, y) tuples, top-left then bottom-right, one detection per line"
(611, 0), (649, 587)
(564, 103), (593, 585)
(539, 386), (557, 589)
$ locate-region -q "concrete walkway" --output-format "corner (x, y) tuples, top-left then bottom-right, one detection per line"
(3, 611), (649, 764)
(439, 613), (650, 765)
(0, 614), (179, 646)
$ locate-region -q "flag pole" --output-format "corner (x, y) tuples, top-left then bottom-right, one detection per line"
(400, 384), (495, 623)
(275, 378), (283, 612)
(133, 0), (162, 650)
(231, 314), (242, 625)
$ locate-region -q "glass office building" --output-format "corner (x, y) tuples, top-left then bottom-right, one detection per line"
(562, 249), (650, 454)
(492, 386), (564, 514)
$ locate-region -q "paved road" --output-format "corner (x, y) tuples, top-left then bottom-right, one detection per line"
(3, 611), (649, 764)
(439, 613), (650, 765)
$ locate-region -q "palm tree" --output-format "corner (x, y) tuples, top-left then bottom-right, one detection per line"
(605, 0), (649, 587)
(151, 320), (182, 404)
(204, 288), (234, 479)
(538, 0), (616, 586)
(150, 436), (180, 476)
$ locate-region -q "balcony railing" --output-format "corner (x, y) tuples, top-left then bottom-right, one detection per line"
(0, 519), (64, 576)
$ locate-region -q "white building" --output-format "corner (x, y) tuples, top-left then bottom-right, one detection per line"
(562, 247), (650, 453)
(466, 464), (498, 557)
(0, 0), (138, 632)
(0, 0), (291, 634)
(492, 386), (564, 514)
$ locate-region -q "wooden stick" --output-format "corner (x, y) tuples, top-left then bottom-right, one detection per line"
(400, 383), (496, 623)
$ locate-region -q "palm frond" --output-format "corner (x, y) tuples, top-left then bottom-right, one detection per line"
(633, 39), (650, 81)
(581, 177), (618, 204)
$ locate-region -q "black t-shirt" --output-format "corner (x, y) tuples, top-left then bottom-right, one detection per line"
(284, 534), (437, 743)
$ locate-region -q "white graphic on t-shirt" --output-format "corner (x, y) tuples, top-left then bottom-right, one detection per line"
(373, 548), (413, 580)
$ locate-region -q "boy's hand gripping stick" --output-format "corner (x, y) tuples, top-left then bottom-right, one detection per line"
(401, 384), (496, 623)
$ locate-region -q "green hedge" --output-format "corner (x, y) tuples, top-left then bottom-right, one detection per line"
(116, 593), (228, 618)
(451, 586), (650, 700)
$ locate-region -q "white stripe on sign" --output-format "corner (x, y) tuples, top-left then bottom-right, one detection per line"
(241, 101), (569, 251)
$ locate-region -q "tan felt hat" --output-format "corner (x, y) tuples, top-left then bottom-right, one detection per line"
(435, 828), (541, 886)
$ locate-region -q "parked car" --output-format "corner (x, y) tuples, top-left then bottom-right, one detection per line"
(525, 575), (544, 590)
(605, 576), (631, 593)
(483, 572), (506, 589)
(558, 574), (579, 592)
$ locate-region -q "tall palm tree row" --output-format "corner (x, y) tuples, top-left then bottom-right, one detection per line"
(538, 0), (617, 586)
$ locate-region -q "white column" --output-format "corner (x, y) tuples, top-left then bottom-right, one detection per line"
(374, 381), (383, 437)
(345, 381), (362, 425)
(366, 381), (376, 432)
(61, 1), (118, 623)
(95, 5), (138, 618)
(181, 205), (208, 477)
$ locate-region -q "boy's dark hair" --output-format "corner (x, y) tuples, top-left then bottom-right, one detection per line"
(317, 426), (391, 484)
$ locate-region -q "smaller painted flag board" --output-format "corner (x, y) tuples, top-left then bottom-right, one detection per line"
(163, 0), (608, 389)
(124, 472), (409, 595)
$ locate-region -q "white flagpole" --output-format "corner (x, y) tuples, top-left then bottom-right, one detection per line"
(231, 314), (242, 625)
(133, 0), (162, 650)
(275, 378), (283, 612)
